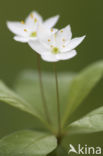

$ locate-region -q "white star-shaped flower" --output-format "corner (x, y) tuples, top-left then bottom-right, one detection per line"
(7, 11), (59, 43)
(28, 25), (86, 62)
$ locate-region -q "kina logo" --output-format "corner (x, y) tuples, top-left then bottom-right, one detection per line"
(68, 144), (102, 155)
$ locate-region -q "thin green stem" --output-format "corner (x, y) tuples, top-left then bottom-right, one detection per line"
(53, 63), (61, 136)
(37, 54), (51, 124)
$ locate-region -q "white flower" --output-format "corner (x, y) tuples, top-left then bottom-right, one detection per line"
(7, 11), (59, 43)
(28, 25), (86, 62)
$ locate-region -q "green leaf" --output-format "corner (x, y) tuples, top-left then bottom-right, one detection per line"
(67, 106), (103, 134)
(0, 81), (46, 124)
(14, 71), (75, 132)
(0, 130), (57, 156)
(62, 61), (103, 126)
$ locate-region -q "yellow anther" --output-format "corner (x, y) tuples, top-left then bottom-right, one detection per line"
(51, 28), (53, 32)
(61, 30), (63, 33)
(21, 20), (24, 24)
(54, 34), (56, 38)
(63, 45), (65, 48)
(62, 38), (65, 42)
(48, 39), (51, 42)
(30, 13), (34, 18)
(34, 18), (37, 23)
(50, 45), (53, 48)
(24, 29), (27, 32)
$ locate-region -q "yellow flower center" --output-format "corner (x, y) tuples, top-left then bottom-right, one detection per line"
(52, 47), (59, 54)
(30, 31), (37, 37)
(34, 18), (37, 23)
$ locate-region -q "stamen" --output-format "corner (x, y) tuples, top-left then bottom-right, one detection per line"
(61, 30), (63, 33)
(50, 45), (53, 48)
(21, 20), (24, 24)
(51, 28), (53, 32)
(62, 38), (65, 42)
(54, 34), (56, 38)
(30, 13), (34, 18)
(62, 45), (65, 48)
(48, 39), (51, 42)
(24, 29), (27, 32)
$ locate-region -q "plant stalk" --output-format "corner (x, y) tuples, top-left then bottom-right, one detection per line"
(53, 63), (61, 137)
(37, 54), (51, 123)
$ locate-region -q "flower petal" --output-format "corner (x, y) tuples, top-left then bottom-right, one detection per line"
(56, 25), (72, 47)
(41, 50), (77, 62)
(41, 53), (58, 62)
(57, 50), (77, 60)
(25, 11), (43, 29)
(28, 40), (48, 55)
(37, 24), (57, 44)
(63, 36), (86, 52)
(7, 21), (29, 37)
(44, 15), (59, 28)
(13, 36), (29, 42)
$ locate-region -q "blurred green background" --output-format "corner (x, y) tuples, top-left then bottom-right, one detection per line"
(0, 0), (103, 155)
